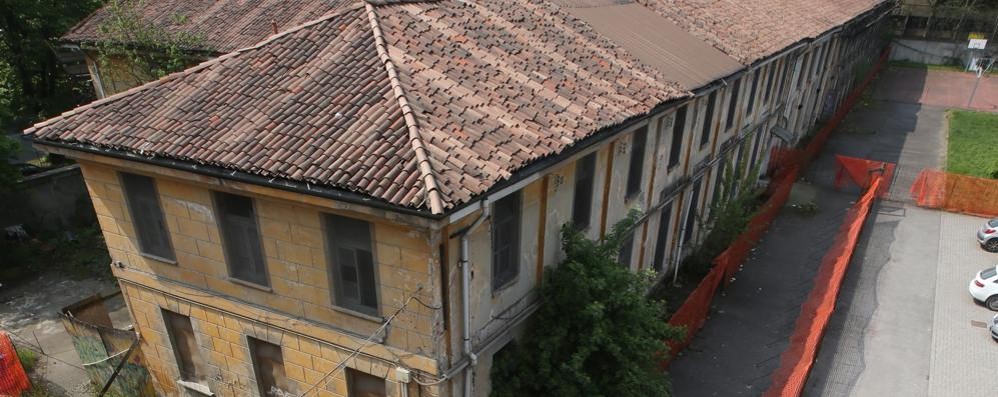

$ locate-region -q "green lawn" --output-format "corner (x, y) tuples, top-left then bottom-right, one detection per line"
(947, 109), (998, 179)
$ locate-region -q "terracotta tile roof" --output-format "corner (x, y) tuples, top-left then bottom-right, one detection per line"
(636, 0), (887, 64)
(29, 0), (688, 214)
(62, 0), (352, 53)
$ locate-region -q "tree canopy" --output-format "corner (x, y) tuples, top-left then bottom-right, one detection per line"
(490, 214), (685, 397)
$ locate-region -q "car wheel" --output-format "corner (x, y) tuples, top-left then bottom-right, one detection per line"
(988, 296), (998, 311)
(986, 238), (998, 253)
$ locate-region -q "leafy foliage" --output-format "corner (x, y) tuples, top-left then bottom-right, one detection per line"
(0, 225), (112, 284)
(0, 0), (101, 129)
(94, 0), (203, 85)
(16, 346), (39, 373)
(0, 134), (21, 191)
(490, 213), (685, 397)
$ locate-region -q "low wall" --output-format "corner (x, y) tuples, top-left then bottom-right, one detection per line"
(0, 164), (95, 232)
(890, 38), (994, 67)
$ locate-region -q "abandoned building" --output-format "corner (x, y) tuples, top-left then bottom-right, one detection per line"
(26, 0), (894, 396)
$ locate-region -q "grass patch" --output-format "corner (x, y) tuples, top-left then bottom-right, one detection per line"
(16, 346), (39, 373)
(889, 60), (978, 74)
(947, 110), (998, 179)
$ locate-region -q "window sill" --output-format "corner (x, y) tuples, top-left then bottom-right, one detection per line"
(139, 253), (177, 265)
(492, 276), (520, 298)
(226, 277), (273, 293)
(330, 305), (383, 324)
(176, 380), (214, 396)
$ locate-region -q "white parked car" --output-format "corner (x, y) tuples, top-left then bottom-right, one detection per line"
(991, 314), (998, 341)
(970, 266), (998, 310)
(979, 218), (998, 252)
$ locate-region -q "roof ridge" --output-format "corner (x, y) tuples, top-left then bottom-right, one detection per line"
(364, 2), (446, 214)
(26, 2), (368, 135)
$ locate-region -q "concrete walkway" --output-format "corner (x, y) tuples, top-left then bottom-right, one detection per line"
(0, 275), (130, 396)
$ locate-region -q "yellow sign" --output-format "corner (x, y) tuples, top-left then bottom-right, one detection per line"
(969, 32), (987, 40)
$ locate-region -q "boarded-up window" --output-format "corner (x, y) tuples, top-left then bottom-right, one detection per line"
(249, 337), (290, 397)
(700, 91), (717, 148)
(214, 192), (268, 286)
(652, 202), (673, 272)
(764, 63), (777, 103)
(120, 173), (174, 261)
(325, 214), (379, 315)
(492, 192), (521, 292)
(347, 368), (386, 397)
(711, 154), (728, 208)
(162, 310), (207, 382)
(668, 106), (687, 169)
(572, 153), (597, 230)
(725, 80), (741, 130)
(625, 127), (648, 199)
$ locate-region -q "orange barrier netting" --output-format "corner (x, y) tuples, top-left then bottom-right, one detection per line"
(834, 154), (895, 198)
(0, 333), (31, 396)
(662, 47), (890, 366)
(763, 176), (883, 397)
(910, 169), (998, 218)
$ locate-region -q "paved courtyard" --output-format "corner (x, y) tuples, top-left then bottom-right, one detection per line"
(670, 67), (998, 396)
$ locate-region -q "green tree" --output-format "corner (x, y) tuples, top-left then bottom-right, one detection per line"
(0, 134), (20, 191)
(0, 0), (101, 129)
(95, 0), (203, 84)
(490, 213), (685, 397)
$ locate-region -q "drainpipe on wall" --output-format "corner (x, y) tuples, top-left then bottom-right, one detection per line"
(456, 200), (490, 397)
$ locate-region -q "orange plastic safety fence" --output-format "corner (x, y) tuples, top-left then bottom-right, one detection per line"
(661, 47), (890, 367)
(910, 169), (998, 218)
(834, 154), (895, 198)
(763, 176), (883, 397)
(0, 333), (31, 396)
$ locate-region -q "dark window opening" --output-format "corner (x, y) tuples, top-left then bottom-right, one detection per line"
(764, 63), (777, 103)
(249, 337), (289, 397)
(325, 214), (379, 315)
(726, 80), (741, 130)
(120, 173), (174, 261)
(683, 180), (702, 244)
(162, 310), (207, 383)
(652, 202), (673, 272)
(711, 154), (728, 208)
(617, 231), (634, 268)
(215, 192), (268, 287)
(625, 127), (648, 199)
(347, 368), (387, 397)
(747, 69), (761, 114)
(668, 106), (687, 169)
(700, 92), (717, 148)
(572, 153), (597, 230)
(492, 192), (521, 291)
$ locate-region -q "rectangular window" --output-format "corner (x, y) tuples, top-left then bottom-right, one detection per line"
(492, 192), (521, 292)
(120, 173), (175, 261)
(162, 310), (207, 382)
(730, 143), (746, 199)
(625, 127), (648, 199)
(797, 53), (810, 88)
(572, 153), (597, 230)
(764, 63), (777, 103)
(347, 368), (386, 397)
(668, 106), (687, 169)
(683, 179), (702, 244)
(215, 192), (269, 287)
(325, 214), (379, 315)
(779, 61), (792, 101)
(652, 202), (673, 272)
(711, 154), (727, 208)
(749, 130), (764, 172)
(725, 80), (741, 130)
(700, 91), (717, 148)
(248, 337), (289, 397)
(617, 230), (634, 268)
(747, 69), (760, 114)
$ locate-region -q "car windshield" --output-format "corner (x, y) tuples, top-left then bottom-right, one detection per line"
(990, 218), (998, 227)
(983, 267), (998, 280)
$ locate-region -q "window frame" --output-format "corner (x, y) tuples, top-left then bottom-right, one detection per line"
(652, 201), (674, 272)
(625, 126), (648, 200)
(119, 172), (176, 263)
(700, 91), (717, 148)
(161, 309), (208, 384)
(347, 368), (387, 397)
(747, 68), (761, 115)
(213, 191), (270, 288)
(725, 79), (741, 131)
(683, 179), (703, 245)
(323, 213), (381, 316)
(571, 153), (597, 231)
(247, 336), (290, 397)
(491, 191), (522, 293)
(668, 106), (688, 169)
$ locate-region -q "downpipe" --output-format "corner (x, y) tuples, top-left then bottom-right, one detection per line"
(456, 201), (490, 397)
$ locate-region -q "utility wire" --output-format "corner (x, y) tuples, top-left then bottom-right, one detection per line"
(1, 328), (87, 371)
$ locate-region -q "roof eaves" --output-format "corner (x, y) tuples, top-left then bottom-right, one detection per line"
(364, 2), (446, 215)
(26, 2), (368, 136)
